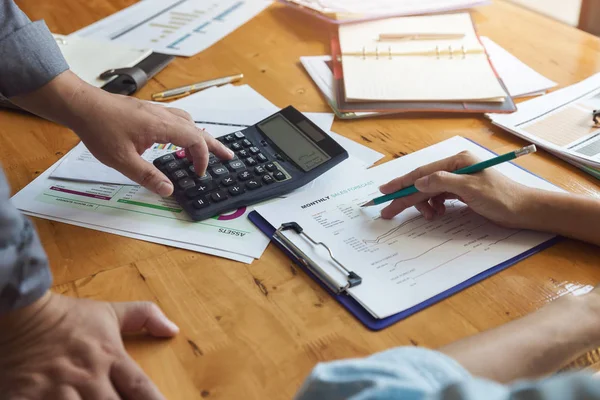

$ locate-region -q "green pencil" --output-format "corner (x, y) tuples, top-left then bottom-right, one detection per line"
(360, 145), (537, 208)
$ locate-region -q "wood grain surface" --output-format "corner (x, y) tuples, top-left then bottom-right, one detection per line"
(5, 1), (600, 398)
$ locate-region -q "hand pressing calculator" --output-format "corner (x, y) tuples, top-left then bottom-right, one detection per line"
(153, 106), (348, 221)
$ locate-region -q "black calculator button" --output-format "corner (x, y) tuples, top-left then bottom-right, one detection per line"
(238, 149), (249, 158)
(260, 139), (268, 146)
(221, 176), (236, 186)
(192, 197), (209, 209)
(246, 179), (262, 190)
(208, 157), (220, 166)
(186, 182), (213, 198)
(262, 174), (275, 185)
(157, 154), (175, 164)
(227, 160), (246, 171)
(178, 177), (196, 190)
(172, 169), (189, 180)
(265, 163), (277, 172)
(241, 139), (252, 148)
(238, 171), (252, 181)
(223, 134), (236, 143)
(273, 170), (286, 181)
(196, 172), (212, 181)
(245, 157), (257, 166)
(254, 165), (266, 175)
(165, 160), (181, 172)
(256, 153), (268, 163)
(211, 165), (229, 177)
(228, 185), (244, 196)
(210, 191), (228, 203)
(275, 154), (285, 162)
(230, 142), (243, 151)
(188, 164), (197, 175)
(234, 131), (245, 139)
(249, 146), (260, 155)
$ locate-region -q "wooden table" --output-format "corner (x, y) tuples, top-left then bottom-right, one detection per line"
(5, 1), (600, 398)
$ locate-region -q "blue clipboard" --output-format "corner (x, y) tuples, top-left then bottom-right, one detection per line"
(248, 140), (562, 331)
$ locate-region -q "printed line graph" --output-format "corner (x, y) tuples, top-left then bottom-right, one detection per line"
(362, 200), (463, 246)
(363, 215), (425, 245)
(390, 239), (453, 266)
(414, 250), (471, 279)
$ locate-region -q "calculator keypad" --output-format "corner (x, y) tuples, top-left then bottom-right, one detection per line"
(154, 132), (291, 220)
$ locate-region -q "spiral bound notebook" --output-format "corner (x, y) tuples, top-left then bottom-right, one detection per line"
(338, 13), (508, 102)
(330, 37), (516, 114)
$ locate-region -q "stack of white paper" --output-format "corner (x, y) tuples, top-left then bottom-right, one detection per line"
(54, 34), (152, 88)
(15, 85), (384, 263)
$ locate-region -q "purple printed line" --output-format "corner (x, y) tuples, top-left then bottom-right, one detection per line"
(50, 186), (111, 201)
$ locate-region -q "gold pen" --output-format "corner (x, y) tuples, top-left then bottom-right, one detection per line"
(378, 33), (465, 41)
(151, 73), (244, 102)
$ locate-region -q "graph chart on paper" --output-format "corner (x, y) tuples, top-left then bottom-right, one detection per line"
(73, 0), (273, 57)
(309, 199), (525, 287)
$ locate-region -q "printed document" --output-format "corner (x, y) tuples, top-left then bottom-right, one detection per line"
(72, 0), (272, 57)
(13, 162), (270, 261)
(489, 72), (600, 170)
(255, 137), (561, 319)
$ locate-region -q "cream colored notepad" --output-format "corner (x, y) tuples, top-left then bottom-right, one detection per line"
(338, 13), (507, 102)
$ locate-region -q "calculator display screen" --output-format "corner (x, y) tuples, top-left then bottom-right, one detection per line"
(258, 115), (331, 172)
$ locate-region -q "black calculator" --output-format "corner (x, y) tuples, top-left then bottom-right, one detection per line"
(153, 106), (348, 221)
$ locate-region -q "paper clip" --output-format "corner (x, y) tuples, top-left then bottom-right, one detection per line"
(273, 222), (363, 294)
(449, 45), (454, 59)
(375, 46), (379, 60)
(362, 46), (366, 60)
(461, 45), (467, 59)
(388, 46), (392, 60)
(435, 45), (440, 59)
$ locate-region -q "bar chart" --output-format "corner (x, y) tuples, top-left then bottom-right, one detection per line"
(73, 0), (272, 57)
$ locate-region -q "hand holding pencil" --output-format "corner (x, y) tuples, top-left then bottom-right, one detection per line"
(373, 148), (540, 228)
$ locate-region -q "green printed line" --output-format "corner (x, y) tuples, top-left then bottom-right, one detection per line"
(117, 199), (182, 213)
(95, 204), (182, 220)
(43, 194), (253, 233)
(43, 193), (181, 221)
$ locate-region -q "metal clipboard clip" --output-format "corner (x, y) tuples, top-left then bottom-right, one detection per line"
(273, 222), (362, 295)
(593, 109), (600, 126)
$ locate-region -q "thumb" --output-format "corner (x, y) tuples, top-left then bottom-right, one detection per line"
(119, 154), (174, 197)
(111, 301), (179, 337)
(414, 171), (471, 196)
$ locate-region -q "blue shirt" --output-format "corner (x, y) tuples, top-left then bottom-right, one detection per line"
(296, 347), (600, 400)
(0, 1), (67, 314)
